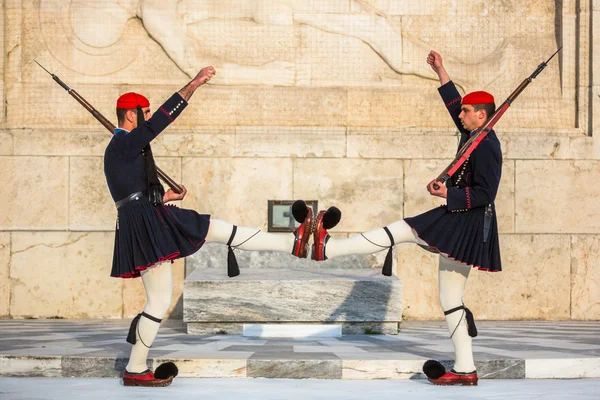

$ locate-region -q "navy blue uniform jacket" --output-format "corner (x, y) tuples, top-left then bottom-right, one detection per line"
(405, 81), (503, 271)
(104, 93), (210, 278)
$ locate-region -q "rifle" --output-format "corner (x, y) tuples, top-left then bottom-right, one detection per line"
(35, 61), (183, 194)
(433, 47), (562, 190)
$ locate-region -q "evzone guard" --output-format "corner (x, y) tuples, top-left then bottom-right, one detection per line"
(293, 47), (557, 386)
(103, 67), (340, 386)
(292, 50), (504, 386)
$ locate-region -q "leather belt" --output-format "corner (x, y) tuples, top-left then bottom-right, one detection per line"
(115, 191), (146, 210)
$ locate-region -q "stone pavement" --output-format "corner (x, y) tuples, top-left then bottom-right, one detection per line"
(0, 320), (599, 380)
(2, 378), (600, 400)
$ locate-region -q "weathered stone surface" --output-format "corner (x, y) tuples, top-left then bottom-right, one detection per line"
(343, 359), (524, 380)
(294, 159), (404, 232)
(10, 232), (120, 318)
(69, 157), (115, 231)
(185, 243), (393, 275)
(569, 136), (596, 160)
(465, 235), (571, 320)
(342, 360), (424, 380)
(152, 358), (247, 378)
(0, 355), (62, 378)
(570, 235), (600, 320)
(247, 359), (342, 379)
(0, 233), (10, 316)
(151, 133), (234, 157)
(184, 268), (402, 323)
(515, 161), (600, 233)
(187, 323), (244, 335)
(341, 322), (399, 335)
(235, 126), (346, 158)
(176, 87), (348, 127)
(500, 136), (569, 159)
(61, 356), (127, 378)
(296, 24), (393, 87)
(0, 156), (69, 230)
(347, 87), (447, 127)
(347, 134), (456, 159)
(477, 360), (526, 379)
(396, 243), (442, 320)
(526, 358), (600, 379)
(0, 130), (13, 155)
(13, 130), (110, 156)
(182, 158), (293, 229)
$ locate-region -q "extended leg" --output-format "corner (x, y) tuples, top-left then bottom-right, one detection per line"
(321, 220), (420, 259)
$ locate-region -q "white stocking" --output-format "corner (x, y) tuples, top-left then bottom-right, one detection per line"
(325, 220), (421, 259)
(205, 218), (295, 253)
(125, 261), (173, 373)
(438, 256), (476, 373)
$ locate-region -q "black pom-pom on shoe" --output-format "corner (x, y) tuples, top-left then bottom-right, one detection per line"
(154, 362), (179, 379)
(291, 200), (309, 223)
(322, 206), (341, 230)
(423, 360), (446, 379)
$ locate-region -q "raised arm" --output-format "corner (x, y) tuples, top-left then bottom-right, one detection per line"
(427, 51), (469, 136)
(123, 66), (216, 155)
(427, 50), (450, 86)
(178, 66), (216, 101)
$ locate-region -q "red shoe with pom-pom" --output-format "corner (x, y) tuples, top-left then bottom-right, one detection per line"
(427, 369), (478, 386)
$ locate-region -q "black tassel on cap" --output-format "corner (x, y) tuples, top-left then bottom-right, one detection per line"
(423, 360), (446, 379)
(126, 313), (142, 344)
(227, 225), (240, 278)
(381, 227), (395, 276)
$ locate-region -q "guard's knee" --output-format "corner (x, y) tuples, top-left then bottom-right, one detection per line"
(444, 305), (478, 338)
(126, 312), (164, 346)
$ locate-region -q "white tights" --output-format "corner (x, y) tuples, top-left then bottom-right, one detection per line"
(325, 220), (476, 373)
(438, 256), (475, 373)
(324, 220), (422, 258)
(126, 218), (295, 373)
(125, 261), (173, 373)
(205, 219), (294, 252)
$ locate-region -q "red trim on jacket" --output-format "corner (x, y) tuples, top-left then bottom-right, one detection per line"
(160, 106), (174, 122)
(465, 187), (472, 209)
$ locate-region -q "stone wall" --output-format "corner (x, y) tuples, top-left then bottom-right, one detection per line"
(0, 0), (598, 320)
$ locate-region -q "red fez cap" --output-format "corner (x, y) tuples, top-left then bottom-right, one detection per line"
(116, 92), (150, 109)
(462, 91), (494, 105)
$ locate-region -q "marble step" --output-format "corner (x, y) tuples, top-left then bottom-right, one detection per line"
(183, 268), (402, 335)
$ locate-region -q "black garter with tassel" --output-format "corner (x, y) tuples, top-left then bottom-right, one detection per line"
(444, 305), (478, 337)
(423, 306), (477, 379)
(227, 225), (240, 278)
(360, 226), (395, 276)
(382, 227), (395, 276)
(127, 312), (163, 345)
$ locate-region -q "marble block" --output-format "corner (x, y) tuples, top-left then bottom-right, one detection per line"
(185, 243), (395, 275)
(184, 268), (402, 335)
